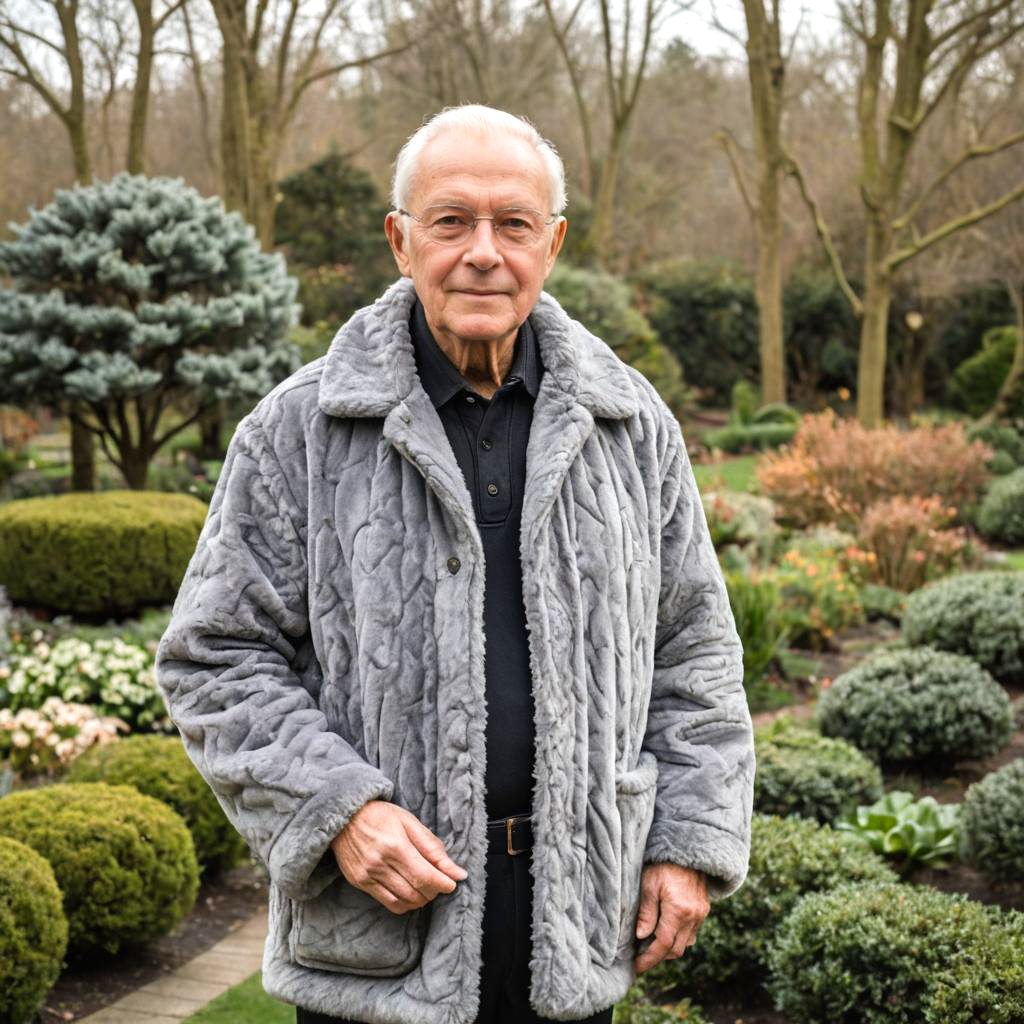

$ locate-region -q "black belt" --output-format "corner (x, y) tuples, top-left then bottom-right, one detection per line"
(486, 813), (533, 855)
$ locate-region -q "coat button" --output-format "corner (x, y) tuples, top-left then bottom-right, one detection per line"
(486, 483), (498, 496)
(447, 556), (461, 574)
(481, 438), (493, 450)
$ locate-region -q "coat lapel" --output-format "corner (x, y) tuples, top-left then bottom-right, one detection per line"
(317, 276), (641, 552)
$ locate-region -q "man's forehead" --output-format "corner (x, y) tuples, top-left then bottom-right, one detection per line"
(408, 129), (551, 208)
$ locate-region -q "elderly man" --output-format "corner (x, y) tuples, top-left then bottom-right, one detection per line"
(156, 104), (754, 1024)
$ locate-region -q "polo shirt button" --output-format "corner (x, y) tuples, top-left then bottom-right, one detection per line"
(465, 394), (476, 404)
(447, 556), (461, 574)
(481, 438), (493, 450)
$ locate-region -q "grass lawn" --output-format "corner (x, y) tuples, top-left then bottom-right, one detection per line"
(691, 454), (759, 494)
(182, 972), (293, 1023)
(1006, 549), (1024, 571)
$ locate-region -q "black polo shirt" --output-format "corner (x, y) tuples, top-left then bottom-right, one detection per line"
(409, 297), (540, 820)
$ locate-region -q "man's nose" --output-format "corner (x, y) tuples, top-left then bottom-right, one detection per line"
(461, 218), (503, 269)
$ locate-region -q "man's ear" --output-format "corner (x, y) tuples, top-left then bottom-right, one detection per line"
(384, 211), (413, 277)
(543, 217), (568, 277)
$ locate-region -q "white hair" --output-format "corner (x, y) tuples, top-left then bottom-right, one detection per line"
(390, 104), (567, 214)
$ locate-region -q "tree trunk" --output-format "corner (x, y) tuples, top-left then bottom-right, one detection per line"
(120, 447), (152, 490)
(583, 130), (626, 269)
(857, 218), (893, 428)
(70, 407), (95, 492)
(127, 1), (155, 174)
(755, 170), (785, 405)
(198, 405), (225, 460)
(213, 2), (252, 217)
(981, 279), (1024, 424)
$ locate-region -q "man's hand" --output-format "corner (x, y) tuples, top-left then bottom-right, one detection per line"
(331, 800), (468, 914)
(633, 864), (710, 975)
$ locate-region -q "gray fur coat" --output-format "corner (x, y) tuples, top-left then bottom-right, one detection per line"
(155, 276), (755, 1024)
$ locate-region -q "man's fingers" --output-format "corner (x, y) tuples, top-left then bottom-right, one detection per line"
(404, 818), (468, 883)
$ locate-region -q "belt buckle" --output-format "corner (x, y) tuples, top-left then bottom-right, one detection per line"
(506, 814), (530, 856)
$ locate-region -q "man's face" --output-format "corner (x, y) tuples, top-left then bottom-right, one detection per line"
(385, 129), (568, 349)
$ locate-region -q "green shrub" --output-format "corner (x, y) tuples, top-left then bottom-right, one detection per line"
(966, 421), (1024, 469)
(754, 716), (883, 824)
(702, 490), (779, 563)
(977, 466), (1024, 546)
(0, 491), (207, 616)
(949, 326), (1023, 417)
(765, 881), (1024, 1024)
(724, 572), (790, 691)
(612, 980), (709, 1023)
(901, 570), (1024, 683)
(0, 782), (199, 959)
(958, 758), (1024, 882)
(645, 813), (895, 993)
(816, 646), (1014, 767)
(0, 836), (68, 1024)
(703, 421), (797, 454)
(751, 401), (801, 425)
(729, 378), (759, 425)
(64, 735), (247, 877)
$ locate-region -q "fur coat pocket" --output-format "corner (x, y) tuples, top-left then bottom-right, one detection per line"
(288, 875), (431, 977)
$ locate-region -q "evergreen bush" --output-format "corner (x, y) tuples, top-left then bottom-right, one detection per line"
(816, 646), (1014, 767)
(0, 836), (68, 1024)
(765, 881), (1024, 1024)
(958, 758), (1024, 882)
(0, 490), (206, 616)
(977, 467), (1024, 546)
(754, 716), (883, 824)
(966, 421), (1024, 469)
(703, 421), (797, 454)
(948, 326), (1024, 417)
(901, 570), (1024, 683)
(0, 782), (198, 959)
(645, 814), (895, 993)
(65, 734), (247, 877)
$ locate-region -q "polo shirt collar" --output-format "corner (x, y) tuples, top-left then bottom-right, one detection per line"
(411, 296), (541, 409)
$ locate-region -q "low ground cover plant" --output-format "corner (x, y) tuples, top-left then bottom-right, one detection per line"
(835, 790), (960, 874)
(0, 782), (198, 959)
(765, 881), (1024, 1024)
(958, 758), (1024, 882)
(816, 646), (1014, 767)
(976, 466), (1024, 547)
(901, 570), (1024, 683)
(754, 715), (883, 824)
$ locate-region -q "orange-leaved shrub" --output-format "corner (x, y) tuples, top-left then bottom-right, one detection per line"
(857, 495), (969, 592)
(756, 410), (993, 531)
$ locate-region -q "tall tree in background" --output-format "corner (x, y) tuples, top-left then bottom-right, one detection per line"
(205, 0), (413, 248)
(542, 0), (673, 267)
(789, 0), (1024, 427)
(716, 0), (792, 406)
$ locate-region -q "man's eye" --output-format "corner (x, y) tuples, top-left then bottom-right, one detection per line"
(500, 217), (531, 230)
(432, 214), (471, 227)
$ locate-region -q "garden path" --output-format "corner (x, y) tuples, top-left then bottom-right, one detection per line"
(74, 907), (269, 1024)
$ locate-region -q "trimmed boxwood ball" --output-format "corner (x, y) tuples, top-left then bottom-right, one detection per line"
(765, 881), (1024, 1024)
(645, 813), (896, 993)
(901, 570), (1024, 683)
(0, 491), (207, 616)
(754, 715), (883, 824)
(816, 645), (1014, 767)
(0, 836), (69, 1024)
(959, 758), (1024, 882)
(977, 466), (1024, 545)
(0, 782), (198, 960)
(64, 735), (248, 878)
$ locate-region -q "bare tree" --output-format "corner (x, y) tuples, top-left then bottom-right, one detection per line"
(789, 0), (1024, 427)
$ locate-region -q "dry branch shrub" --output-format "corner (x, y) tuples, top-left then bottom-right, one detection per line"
(756, 410), (992, 532)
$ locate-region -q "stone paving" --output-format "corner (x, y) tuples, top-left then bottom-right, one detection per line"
(77, 905), (271, 1023)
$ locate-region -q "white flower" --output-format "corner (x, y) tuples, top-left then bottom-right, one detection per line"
(11, 730), (30, 748)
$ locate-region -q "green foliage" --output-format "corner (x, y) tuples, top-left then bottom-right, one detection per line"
(816, 646), (1015, 767)
(729, 378), (759, 425)
(949, 326), (1023, 417)
(0, 782), (198, 959)
(966, 421), (1024, 470)
(0, 173), (301, 488)
(703, 421), (797, 454)
(635, 261), (758, 406)
(765, 881), (1024, 1024)
(859, 583), (907, 624)
(646, 814), (895, 994)
(65, 735), (247, 877)
(544, 263), (691, 420)
(901, 570), (1024, 683)
(702, 490), (779, 562)
(612, 979), (709, 1023)
(0, 490), (206, 617)
(754, 716), (883, 824)
(836, 790), (960, 872)
(977, 466), (1024, 545)
(958, 758), (1024, 882)
(0, 836), (68, 1024)
(724, 572), (790, 691)
(750, 401), (801, 425)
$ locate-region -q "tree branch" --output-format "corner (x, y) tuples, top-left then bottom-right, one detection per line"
(715, 127), (756, 219)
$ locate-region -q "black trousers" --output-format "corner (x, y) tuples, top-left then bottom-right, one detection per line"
(295, 844), (616, 1024)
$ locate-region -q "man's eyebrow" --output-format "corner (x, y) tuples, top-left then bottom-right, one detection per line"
(421, 196), (545, 210)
